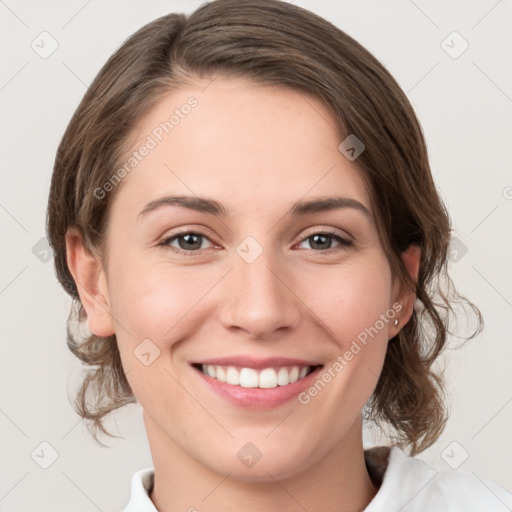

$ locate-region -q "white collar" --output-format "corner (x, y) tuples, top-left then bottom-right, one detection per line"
(121, 446), (512, 511)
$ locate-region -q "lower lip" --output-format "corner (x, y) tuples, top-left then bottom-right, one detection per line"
(193, 366), (323, 409)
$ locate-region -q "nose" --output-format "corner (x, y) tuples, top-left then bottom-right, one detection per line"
(218, 249), (302, 340)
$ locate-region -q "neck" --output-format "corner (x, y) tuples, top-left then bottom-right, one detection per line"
(145, 413), (378, 512)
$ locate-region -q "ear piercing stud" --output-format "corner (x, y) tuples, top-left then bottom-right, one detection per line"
(393, 318), (399, 327)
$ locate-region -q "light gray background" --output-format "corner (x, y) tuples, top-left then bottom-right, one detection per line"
(1, 1), (511, 510)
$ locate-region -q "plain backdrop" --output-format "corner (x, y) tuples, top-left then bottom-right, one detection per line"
(1, 1), (511, 510)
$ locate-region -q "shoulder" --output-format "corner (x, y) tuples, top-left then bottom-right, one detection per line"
(121, 468), (156, 512)
(365, 446), (512, 512)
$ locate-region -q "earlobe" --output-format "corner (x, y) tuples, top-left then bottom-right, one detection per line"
(65, 227), (115, 337)
(391, 244), (421, 337)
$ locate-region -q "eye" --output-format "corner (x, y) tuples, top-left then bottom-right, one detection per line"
(298, 230), (353, 253)
(159, 229), (353, 255)
(159, 231), (214, 253)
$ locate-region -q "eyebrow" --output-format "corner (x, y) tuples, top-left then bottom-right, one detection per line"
(138, 195), (371, 219)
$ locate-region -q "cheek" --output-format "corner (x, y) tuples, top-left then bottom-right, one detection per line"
(298, 256), (394, 408)
(107, 253), (224, 349)
(306, 256), (394, 348)
(108, 247), (394, 354)
(293, 259), (394, 424)
(106, 256), (220, 407)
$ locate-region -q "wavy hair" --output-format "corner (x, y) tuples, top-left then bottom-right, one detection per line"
(46, 0), (482, 453)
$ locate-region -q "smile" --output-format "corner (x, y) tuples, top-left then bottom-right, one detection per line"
(199, 364), (314, 388)
(191, 356), (323, 408)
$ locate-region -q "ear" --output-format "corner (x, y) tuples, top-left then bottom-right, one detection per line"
(65, 227), (115, 337)
(390, 244), (421, 338)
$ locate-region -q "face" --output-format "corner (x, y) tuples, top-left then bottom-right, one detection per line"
(87, 77), (406, 480)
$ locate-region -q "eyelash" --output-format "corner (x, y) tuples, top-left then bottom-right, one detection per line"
(158, 229), (353, 256)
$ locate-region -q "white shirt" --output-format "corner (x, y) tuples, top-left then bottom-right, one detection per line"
(121, 446), (512, 511)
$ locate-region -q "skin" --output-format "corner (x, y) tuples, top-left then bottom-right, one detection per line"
(66, 77), (420, 512)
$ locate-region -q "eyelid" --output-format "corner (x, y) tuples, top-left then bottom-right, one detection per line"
(297, 225), (354, 244)
(158, 225), (216, 242)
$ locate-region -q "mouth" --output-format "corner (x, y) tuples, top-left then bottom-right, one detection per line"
(192, 363), (319, 388)
(191, 358), (323, 408)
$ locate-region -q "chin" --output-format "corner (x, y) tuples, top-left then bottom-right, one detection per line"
(200, 436), (318, 482)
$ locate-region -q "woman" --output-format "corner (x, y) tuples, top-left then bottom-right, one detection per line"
(46, 0), (512, 510)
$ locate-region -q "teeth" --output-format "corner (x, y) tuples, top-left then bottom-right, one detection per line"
(277, 367), (290, 386)
(216, 366), (226, 383)
(201, 364), (312, 388)
(259, 368), (277, 388)
(226, 366), (240, 385)
(289, 367), (299, 383)
(240, 368), (259, 388)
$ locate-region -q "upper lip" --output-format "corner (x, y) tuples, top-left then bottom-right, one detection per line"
(192, 356), (322, 369)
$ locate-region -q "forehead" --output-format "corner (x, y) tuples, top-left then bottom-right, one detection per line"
(110, 77), (370, 219)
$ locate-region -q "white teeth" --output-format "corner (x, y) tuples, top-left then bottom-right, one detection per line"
(288, 367), (299, 383)
(216, 366), (226, 382)
(277, 367), (290, 386)
(200, 364), (312, 388)
(239, 368), (259, 388)
(259, 368), (277, 388)
(226, 366), (240, 385)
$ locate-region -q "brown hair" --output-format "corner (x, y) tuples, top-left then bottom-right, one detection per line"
(47, 0), (481, 454)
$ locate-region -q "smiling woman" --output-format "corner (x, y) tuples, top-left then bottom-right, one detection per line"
(45, 0), (511, 511)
